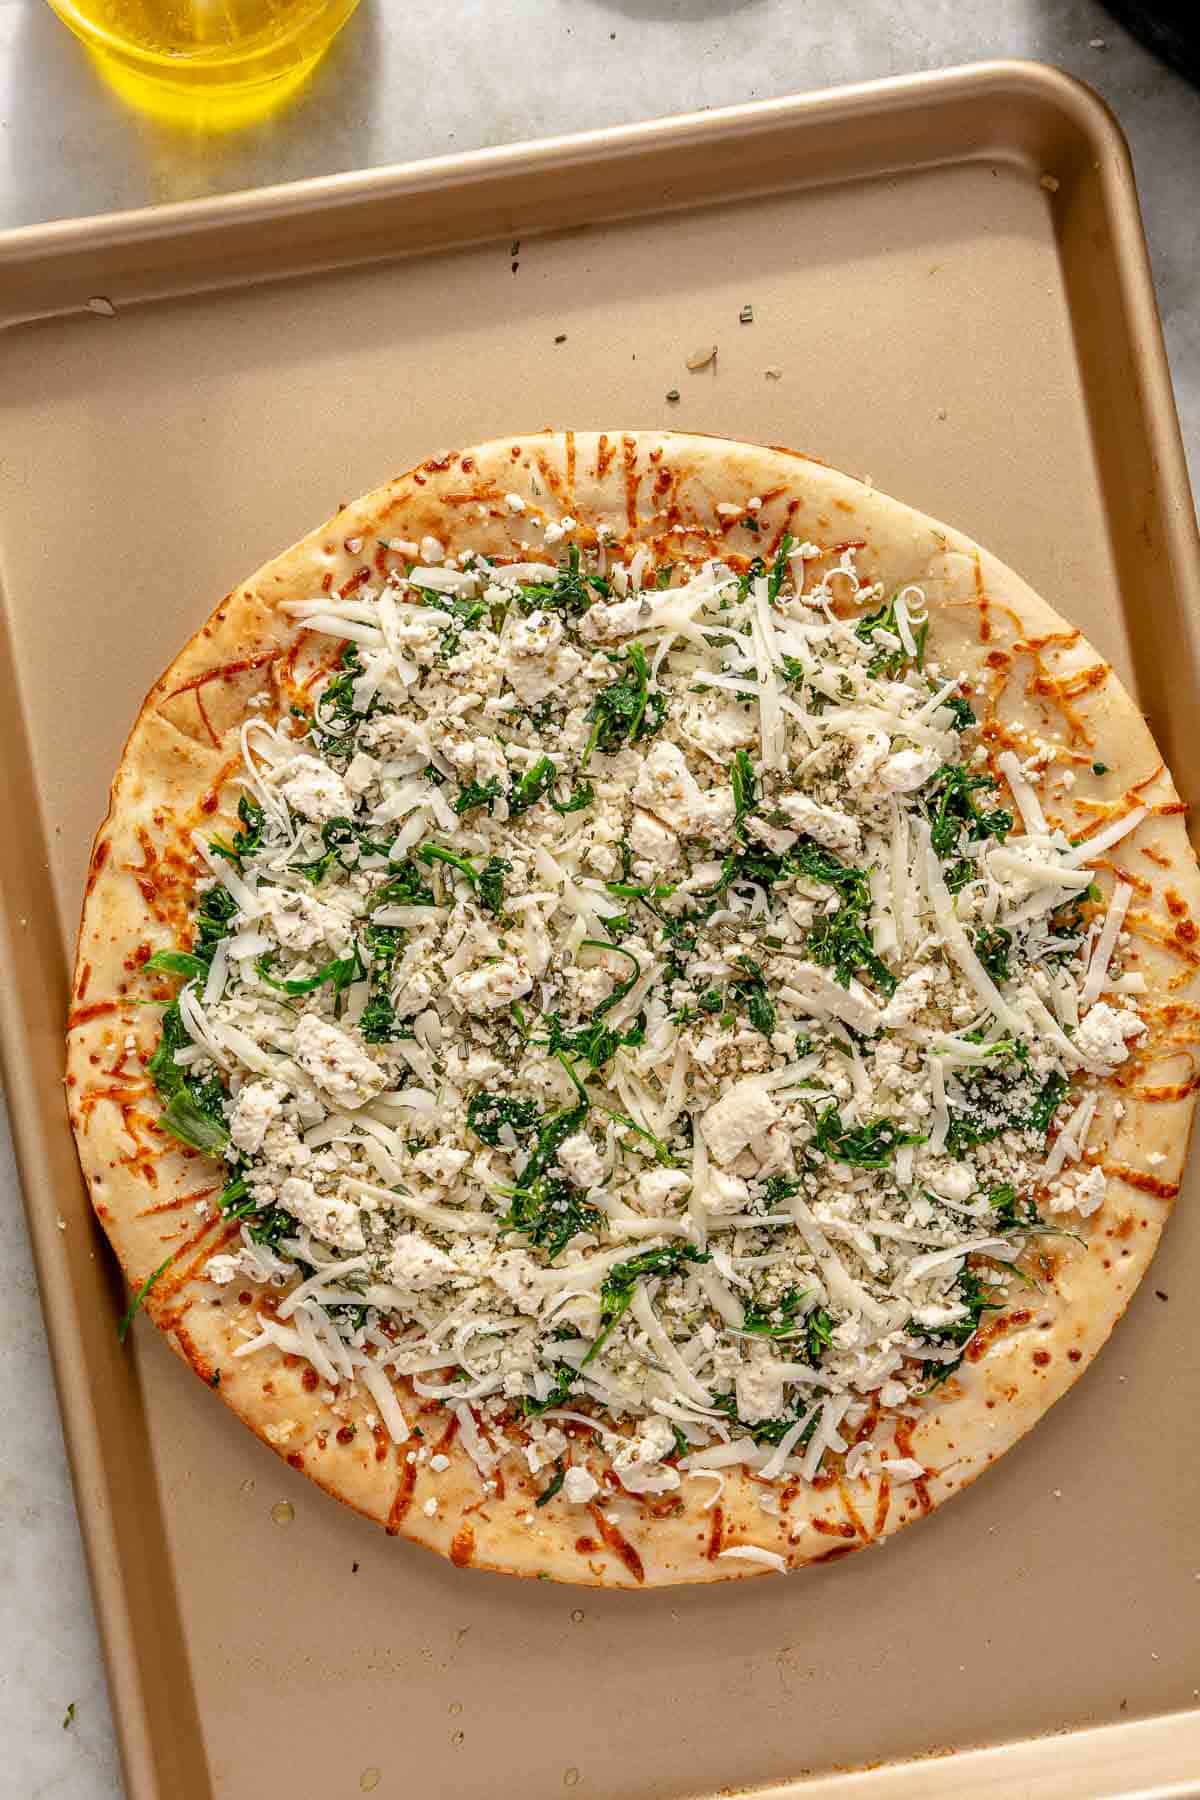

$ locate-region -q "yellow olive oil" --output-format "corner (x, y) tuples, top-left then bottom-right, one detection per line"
(46, 0), (361, 125)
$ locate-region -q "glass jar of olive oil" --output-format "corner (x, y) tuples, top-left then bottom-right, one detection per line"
(45, 0), (361, 122)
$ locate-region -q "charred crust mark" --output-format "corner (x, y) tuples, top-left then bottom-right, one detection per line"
(812, 1518), (857, 1539)
(386, 1456), (419, 1533)
(84, 838), (111, 896)
(587, 1505), (645, 1583)
(706, 1504), (725, 1560)
(621, 436), (640, 532)
(872, 1473), (891, 1539)
(162, 651), (280, 748)
(430, 1411), (460, 1457)
(1104, 1161), (1179, 1200)
(835, 1477), (867, 1540)
(595, 434), (616, 482)
(450, 1525), (476, 1568)
(966, 1307), (1033, 1361)
(157, 1219), (243, 1321)
(339, 566), (371, 598)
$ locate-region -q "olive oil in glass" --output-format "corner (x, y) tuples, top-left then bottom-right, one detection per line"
(45, 0), (361, 123)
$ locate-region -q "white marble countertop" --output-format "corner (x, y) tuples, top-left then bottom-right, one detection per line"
(1, 2), (1196, 1795)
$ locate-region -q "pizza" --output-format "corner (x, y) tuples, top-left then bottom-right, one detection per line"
(66, 431), (1199, 1586)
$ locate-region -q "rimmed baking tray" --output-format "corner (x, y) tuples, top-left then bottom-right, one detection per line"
(1, 60), (1197, 1800)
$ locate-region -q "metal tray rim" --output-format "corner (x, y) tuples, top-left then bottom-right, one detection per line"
(3, 59), (1197, 1800)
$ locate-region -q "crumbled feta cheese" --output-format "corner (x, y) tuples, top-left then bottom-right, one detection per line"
(612, 1417), (680, 1495)
(277, 756), (352, 824)
(388, 1232), (459, 1290)
(699, 1080), (781, 1166)
(448, 956), (533, 1015)
(278, 1176), (365, 1252)
(877, 746), (940, 793)
(1074, 1001), (1146, 1069)
(228, 1079), (287, 1156)
(736, 1355), (785, 1424)
(562, 1467), (600, 1504)
(292, 1014), (387, 1109)
(557, 1131), (605, 1189)
(776, 793), (861, 854)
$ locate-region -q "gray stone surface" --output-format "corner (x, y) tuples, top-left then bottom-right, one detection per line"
(0, 3), (1195, 1794)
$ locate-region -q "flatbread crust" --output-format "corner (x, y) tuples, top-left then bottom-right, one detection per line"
(66, 431), (1200, 1586)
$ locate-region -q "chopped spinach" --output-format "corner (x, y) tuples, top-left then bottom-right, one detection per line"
(522, 1362), (578, 1417)
(369, 859), (436, 911)
(710, 1391), (819, 1449)
(740, 1285), (808, 1338)
(729, 956), (776, 1037)
(535, 1456), (568, 1506)
(583, 1242), (710, 1365)
(467, 1090), (542, 1147)
(516, 544), (605, 619)
(731, 749), (757, 838)
(417, 843), (509, 916)
(925, 765), (1013, 867)
(582, 643), (667, 764)
(500, 1176), (603, 1260)
(254, 950), (363, 998)
(549, 778), (595, 816)
(117, 1254), (175, 1343)
(210, 794), (265, 872)
(809, 1104), (925, 1169)
(143, 949), (208, 982)
(973, 924), (1013, 983)
(453, 776), (502, 817)
(793, 842), (897, 996)
(508, 755), (557, 817)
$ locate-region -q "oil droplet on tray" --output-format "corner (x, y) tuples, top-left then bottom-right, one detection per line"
(451, 1731), (465, 1748)
(570, 1609), (584, 1623)
(360, 1770), (381, 1793)
(448, 1701), (463, 1716)
(564, 1770), (581, 1788)
(271, 1500), (294, 1525)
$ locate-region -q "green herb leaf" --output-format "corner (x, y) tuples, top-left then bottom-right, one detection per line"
(160, 1088), (230, 1153)
(731, 749), (757, 839)
(729, 956), (776, 1037)
(508, 756), (558, 817)
(973, 925), (1013, 983)
(117, 1254), (174, 1343)
(793, 841), (898, 996)
(549, 779), (595, 816)
(143, 950), (209, 982)
(418, 843), (510, 916)
(254, 951), (363, 997)
(809, 1104), (925, 1169)
(535, 1456), (568, 1507)
(522, 1362), (578, 1417)
(740, 1285), (809, 1338)
(211, 794), (265, 871)
(501, 1173), (603, 1260)
(925, 765), (1013, 864)
(583, 1243), (710, 1365)
(467, 1090), (542, 1146)
(582, 643), (667, 765)
(453, 776), (503, 817)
